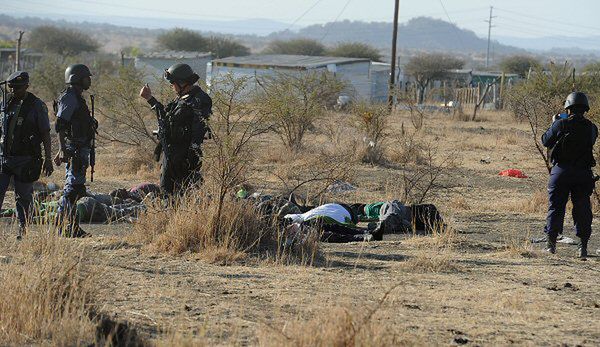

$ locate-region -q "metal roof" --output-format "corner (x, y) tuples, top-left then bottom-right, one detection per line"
(212, 54), (370, 70)
(137, 51), (212, 59)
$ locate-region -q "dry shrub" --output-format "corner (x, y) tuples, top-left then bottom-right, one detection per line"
(131, 191), (320, 265)
(260, 286), (410, 347)
(255, 71), (348, 151)
(0, 233), (98, 345)
(350, 102), (390, 164)
(387, 128), (427, 166)
(273, 149), (355, 203)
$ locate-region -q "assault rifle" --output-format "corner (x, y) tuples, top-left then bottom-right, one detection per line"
(0, 80), (7, 160)
(90, 94), (97, 182)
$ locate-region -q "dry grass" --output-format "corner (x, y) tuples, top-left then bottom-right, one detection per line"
(503, 189), (547, 214)
(258, 285), (414, 347)
(131, 190), (321, 265)
(0, 232), (98, 345)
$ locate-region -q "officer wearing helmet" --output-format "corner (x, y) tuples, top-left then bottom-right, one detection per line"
(139, 63), (212, 196)
(542, 91), (598, 258)
(53, 64), (97, 237)
(0, 71), (54, 239)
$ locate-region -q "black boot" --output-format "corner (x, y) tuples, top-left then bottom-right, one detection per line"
(546, 234), (557, 254)
(578, 239), (588, 259)
(16, 226), (26, 241)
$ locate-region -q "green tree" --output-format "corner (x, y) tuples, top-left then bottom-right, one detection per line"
(404, 53), (464, 103)
(263, 39), (326, 56)
(327, 42), (381, 61)
(156, 28), (208, 52)
(500, 55), (541, 77)
(27, 26), (99, 56)
(207, 36), (250, 58)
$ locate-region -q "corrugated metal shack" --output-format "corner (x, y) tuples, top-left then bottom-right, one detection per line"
(135, 51), (212, 84)
(210, 54), (374, 101)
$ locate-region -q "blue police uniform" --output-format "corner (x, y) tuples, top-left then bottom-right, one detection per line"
(55, 86), (95, 234)
(542, 115), (598, 244)
(0, 86), (50, 228)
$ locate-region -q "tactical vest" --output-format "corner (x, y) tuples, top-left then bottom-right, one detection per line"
(551, 116), (596, 168)
(3, 93), (42, 157)
(160, 100), (195, 154)
(63, 90), (97, 147)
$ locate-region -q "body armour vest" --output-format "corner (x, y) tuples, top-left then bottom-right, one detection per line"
(60, 89), (96, 147)
(2, 93), (42, 157)
(551, 116), (596, 168)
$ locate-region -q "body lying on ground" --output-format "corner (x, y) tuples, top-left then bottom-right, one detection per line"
(0, 182), (159, 225)
(246, 193), (447, 243)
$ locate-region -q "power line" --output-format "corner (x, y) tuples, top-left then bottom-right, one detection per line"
(320, 0), (353, 41)
(284, 0), (326, 32)
(437, 0), (467, 51)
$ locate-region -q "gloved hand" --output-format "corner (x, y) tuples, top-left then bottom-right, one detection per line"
(43, 158), (54, 177)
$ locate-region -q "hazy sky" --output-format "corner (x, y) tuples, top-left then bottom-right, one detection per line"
(3, 0), (600, 38)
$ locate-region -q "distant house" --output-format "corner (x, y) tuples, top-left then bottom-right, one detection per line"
(134, 51), (213, 84)
(0, 48), (43, 80)
(370, 62), (403, 103)
(210, 54), (375, 101)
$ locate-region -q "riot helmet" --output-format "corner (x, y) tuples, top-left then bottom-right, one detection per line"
(164, 63), (199, 85)
(564, 91), (590, 113)
(65, 64), (92, 90)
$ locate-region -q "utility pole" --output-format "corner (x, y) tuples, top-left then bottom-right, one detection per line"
(388, 0), (400, 109)
(485, 6), (495, 69)
(15, 31), (24, 72)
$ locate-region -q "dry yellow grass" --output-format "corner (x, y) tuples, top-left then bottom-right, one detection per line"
(0, 232), (98, 345)
(131, 190), (321, 265)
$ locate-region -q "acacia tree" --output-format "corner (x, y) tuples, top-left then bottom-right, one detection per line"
(404, 53), (464, 104)
(263, 39), (326, 56)
(157, 28), (208, 51)
(327, 42), (382, 61)
(500, 55), (542, 77)
(207, 36), (250, 58)
(28, 26), (99, 56)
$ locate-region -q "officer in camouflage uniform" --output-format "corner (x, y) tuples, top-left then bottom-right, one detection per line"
(0, 71), (54, 239)
(139, 63), (212, 196)
(54, 64), (97, 237)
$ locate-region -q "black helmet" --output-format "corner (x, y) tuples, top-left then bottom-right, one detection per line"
(564, 92), (589, 112)
(164, 63), (199, 84)
(7, 71), (29, 87)
(65, 64), (92, 85)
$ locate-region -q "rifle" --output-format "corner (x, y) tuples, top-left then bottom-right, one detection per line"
(90, 94), (96, 182)
(0, 80), (7, 164)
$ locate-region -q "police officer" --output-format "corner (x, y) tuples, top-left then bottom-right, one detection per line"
(542, 91), (597, 258)
(139, 63), (212, 196)
(0, 71), (53, 239)
(53, 64), (97, 237)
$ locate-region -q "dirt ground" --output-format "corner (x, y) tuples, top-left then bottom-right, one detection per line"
(1, 110), (599, 345)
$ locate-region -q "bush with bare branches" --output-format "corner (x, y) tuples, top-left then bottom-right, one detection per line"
(255, 71), (348, 151)
(351, 102), (390, 164)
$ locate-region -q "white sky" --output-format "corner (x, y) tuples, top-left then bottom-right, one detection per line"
(3, 0), (600, 38)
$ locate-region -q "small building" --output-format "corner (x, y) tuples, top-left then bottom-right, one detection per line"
(134, 51), (212, 84)
(370, 62), (404, 103)
(210, 54), (373, 100)
(0, 48), (43, 80)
